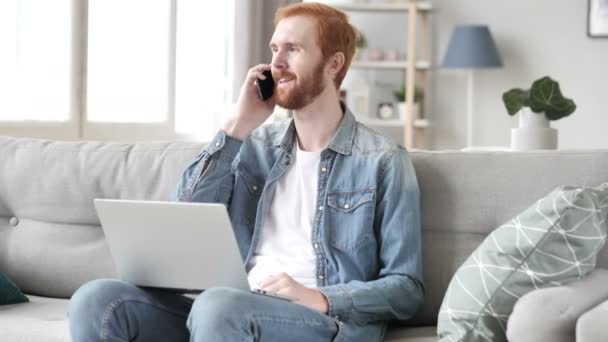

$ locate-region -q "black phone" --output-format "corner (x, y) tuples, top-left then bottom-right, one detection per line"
(257, 69), (275, 101)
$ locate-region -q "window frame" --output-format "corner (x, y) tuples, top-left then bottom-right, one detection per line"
(0, 0), (221, 142)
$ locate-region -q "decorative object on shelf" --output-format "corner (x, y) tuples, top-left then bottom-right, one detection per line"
(441, 25), (503, 147)
(384, 48), (400, 61)
(348, 77), (370, 117)
(503, 76), (577, 151)
(377, 102), (396, 120)
(354, 31), (367, 60)
(588, 0), (608, 38)
(393, 85), (423, 121)
(367, 48), (384, 61)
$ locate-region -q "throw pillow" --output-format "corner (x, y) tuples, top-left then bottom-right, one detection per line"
(0, 273), (29, 305)
(437, 184), (608, 342)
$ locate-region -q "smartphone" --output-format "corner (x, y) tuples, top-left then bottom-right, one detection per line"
(257, 69), (275, 101)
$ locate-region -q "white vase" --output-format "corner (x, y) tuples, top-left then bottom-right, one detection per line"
(397, 102), (419, 121)
(510, 108), (558, 150)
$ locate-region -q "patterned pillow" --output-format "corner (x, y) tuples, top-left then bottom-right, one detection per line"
(0, 273), (29, 305)
(437, 184), (608, 342)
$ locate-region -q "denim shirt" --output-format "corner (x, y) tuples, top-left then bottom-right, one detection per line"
(173, 108), (424, 329)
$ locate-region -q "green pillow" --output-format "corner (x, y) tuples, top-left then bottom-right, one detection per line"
(0, 272), (29, 305)
(437, 184), (608, 342)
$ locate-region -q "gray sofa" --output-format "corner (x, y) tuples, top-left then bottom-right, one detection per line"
(1, 134), (608, 341)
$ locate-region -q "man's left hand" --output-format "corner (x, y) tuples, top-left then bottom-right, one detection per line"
(258, 272), (329, 313)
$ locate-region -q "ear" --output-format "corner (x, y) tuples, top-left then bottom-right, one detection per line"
(326, 52), (345, 78)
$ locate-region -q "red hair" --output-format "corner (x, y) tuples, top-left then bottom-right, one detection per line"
(275, 2), (358, 89)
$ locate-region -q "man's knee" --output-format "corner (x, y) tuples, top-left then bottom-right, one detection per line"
(187, 287), (248, 330)
(507, 287), (576, 342)
(69, 279), (134, 335)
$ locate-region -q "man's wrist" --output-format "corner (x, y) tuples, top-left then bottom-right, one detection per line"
(316, 289), (329, 314)
(222, 120), (252, 141)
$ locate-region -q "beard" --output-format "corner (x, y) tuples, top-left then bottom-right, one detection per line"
(274, 59), (326, 110)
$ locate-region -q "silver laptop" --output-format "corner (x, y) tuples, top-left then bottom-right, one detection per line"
(94, 199), (294, 301)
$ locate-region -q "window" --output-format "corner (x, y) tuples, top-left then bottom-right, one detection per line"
(0, 0), (234, 142)
(0, 0), (71, 121)
(174, 0), (232, 139)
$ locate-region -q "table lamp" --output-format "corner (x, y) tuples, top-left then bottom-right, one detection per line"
(442, 25), (503, 147)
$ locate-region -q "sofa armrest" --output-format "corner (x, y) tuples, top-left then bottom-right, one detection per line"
(577, 299), (608, 342)
(507, 269), (608, 342)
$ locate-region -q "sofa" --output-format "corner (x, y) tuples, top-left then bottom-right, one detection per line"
(1, 134), (608, 341)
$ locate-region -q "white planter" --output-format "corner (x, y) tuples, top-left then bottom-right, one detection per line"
(511, 108), (558, 150)
(397, 102), (419, 122)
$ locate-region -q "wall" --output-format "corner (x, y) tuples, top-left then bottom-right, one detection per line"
(345, 0), (608, 150)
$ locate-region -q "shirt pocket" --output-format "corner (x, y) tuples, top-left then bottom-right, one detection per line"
(230, 164), (264, 225)
(326, 188), (377, 252)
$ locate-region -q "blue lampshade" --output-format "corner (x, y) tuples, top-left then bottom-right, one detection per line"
(442, 25), (503, 68)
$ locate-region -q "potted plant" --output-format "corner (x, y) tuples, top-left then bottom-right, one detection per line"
(393, 86), (424, 121)
(502, 76), (576, 150)
(354, 32), (367, 61)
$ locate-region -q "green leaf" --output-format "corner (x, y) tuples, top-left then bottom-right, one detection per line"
(502, 88), (528, 115)
(528, 76), (576, 120)
(393, 86), (424, 103)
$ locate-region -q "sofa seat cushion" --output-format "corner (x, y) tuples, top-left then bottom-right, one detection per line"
(0, 295), (70, 342)
(385, 326), (436, 341)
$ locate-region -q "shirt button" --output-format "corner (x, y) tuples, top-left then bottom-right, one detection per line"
(215, 142), (220, 147)
(321, 167), (327, 172)
(252, 185), (258, 191)
(343, 203), (350, 209)
(318, 206), (323, 211)
(9, 217), (19, 227)
(318, 275), (324, 280)
(314, 243), (319, 249)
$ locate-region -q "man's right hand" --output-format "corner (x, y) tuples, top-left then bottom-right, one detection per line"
(222, 64), (276, 140)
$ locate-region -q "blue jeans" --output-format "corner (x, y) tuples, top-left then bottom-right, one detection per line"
(69, 279), (351, 342)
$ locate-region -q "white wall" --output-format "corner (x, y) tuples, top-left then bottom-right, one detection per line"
(347, 0), (608, 150)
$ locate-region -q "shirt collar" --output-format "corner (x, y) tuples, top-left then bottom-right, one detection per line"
(274, 102), (356, 156)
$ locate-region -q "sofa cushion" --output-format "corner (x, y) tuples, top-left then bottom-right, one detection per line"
(0, 295), (70, 342)
(0, 273), (28, 305)
(437, 184), (608, 342)
(0, 135), (204, 298)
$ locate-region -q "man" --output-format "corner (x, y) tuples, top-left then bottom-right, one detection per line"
(69, 3), (423, 341)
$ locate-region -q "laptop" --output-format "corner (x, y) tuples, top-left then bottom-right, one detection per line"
(93, 199), (295, 301)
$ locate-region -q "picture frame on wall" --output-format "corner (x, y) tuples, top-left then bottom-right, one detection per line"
(588, 0), (608, 37)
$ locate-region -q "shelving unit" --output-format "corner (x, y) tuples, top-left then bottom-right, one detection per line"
(359, 117), (430, 128)
(335, 0), (433, 149)
(350, 60), (431, 69)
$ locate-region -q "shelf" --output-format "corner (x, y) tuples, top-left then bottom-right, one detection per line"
(350, 60), (431, 70)
(359, 117), (429, 128)
(332, 2), (433, 12)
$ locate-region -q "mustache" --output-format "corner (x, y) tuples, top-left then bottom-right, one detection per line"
(273, 71), (296, 81)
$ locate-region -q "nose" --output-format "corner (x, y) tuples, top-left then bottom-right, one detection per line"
(271, 50), (287, 71)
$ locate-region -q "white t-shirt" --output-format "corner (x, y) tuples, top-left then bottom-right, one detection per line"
(247, 139), (320, 289)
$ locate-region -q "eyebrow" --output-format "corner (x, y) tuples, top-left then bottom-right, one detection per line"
(269, 41), (302, 49)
